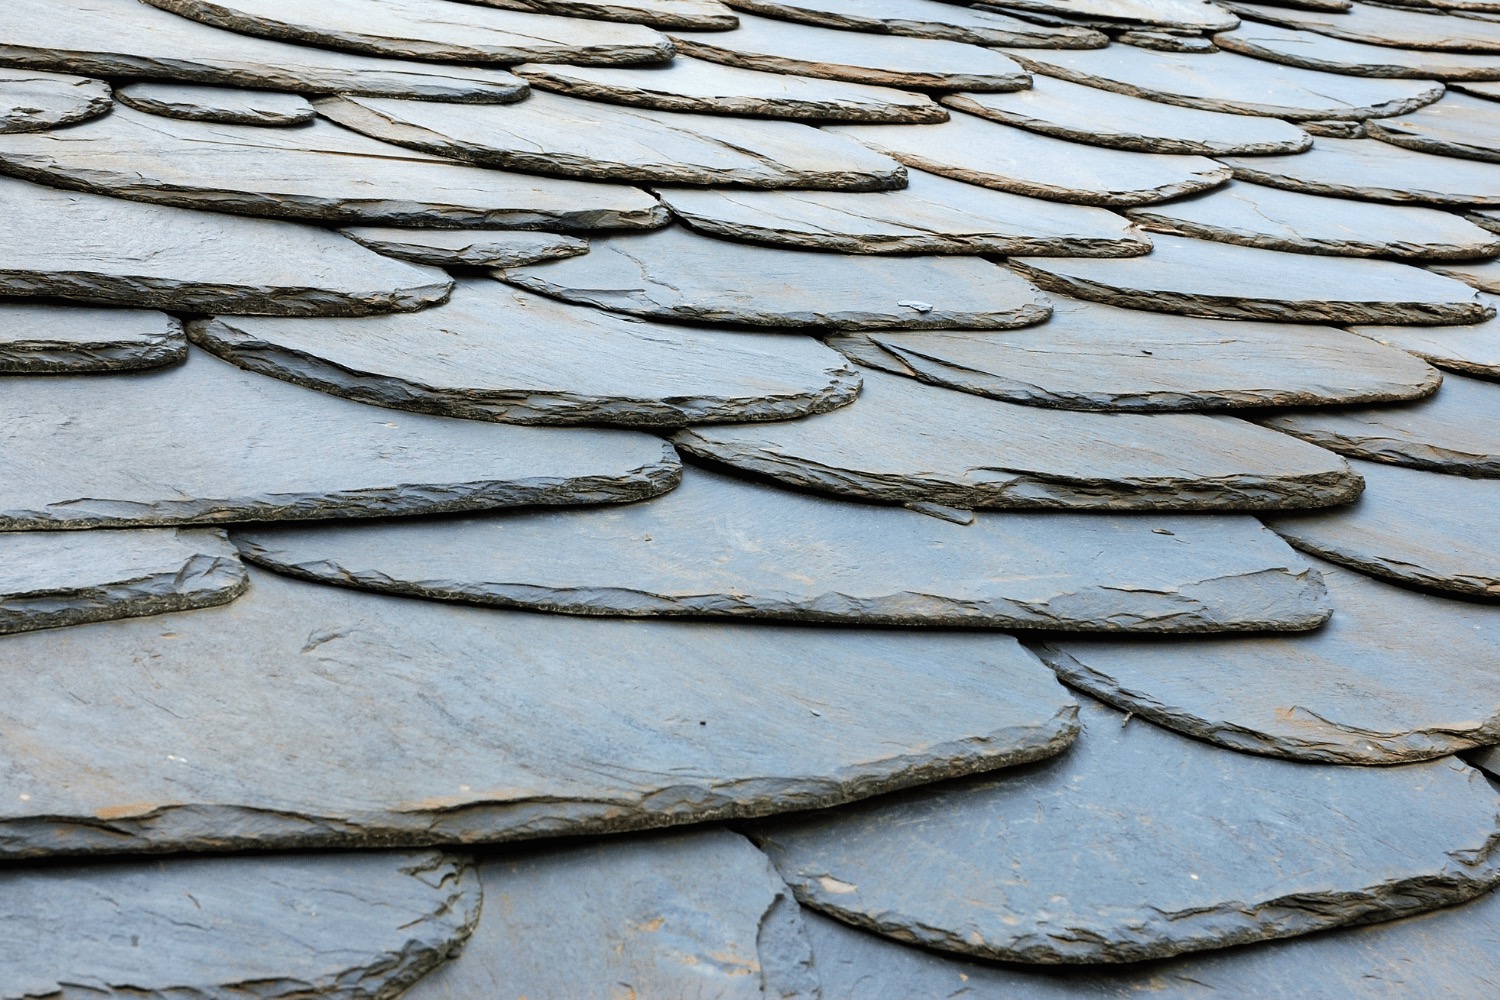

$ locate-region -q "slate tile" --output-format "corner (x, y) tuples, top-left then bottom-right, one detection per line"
(1117, 28), (1220, 51)
(0, 302), (186, 373)
(479, 0), (739, 29)
(1216, 21), (1500, 79)
(983, 0), (1239, 31)
(0, 67), (111, 134)
(1370, 91), (1500, 161)
(1353, 297), (1500, 377)
(725, 0), (1109, 47)
(0, 565), (1079, 857)
(1458, 79), (1500, 97)
(1228, 0), (1500, 52)
(751, 695), (1500, 964)
(1429, 255), (1500, 291)
(341, 227), (590, 267)
(114, 82), (317, 125)
(1221, 134), (1500, 206)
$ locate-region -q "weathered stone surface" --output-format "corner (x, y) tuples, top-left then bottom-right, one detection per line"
(1040, 555), (1500, 764)
(236, 464), (1334, 631)
(0, 67), (111, 133)
(656, 168), (1149, 255)
(499, 225), (1051, 329)
(190, 279), (861, 426)
(1458, 79), (1500, 98)
(828, 294), (1441, 411)
(830, 113), (1229, 206)
(1430, 255), (1500, 291)
(115, 81), (316, 124)
(1126, 180), (1500, 258)
(0, 303), (186, 373)
(0, 106), (669, 230)
(1303, 117), (1368, 137)
(1222, 135), (1500, 206)
(1228, 0), (1500, 52)
(0, 176), (452, 316)
(141, 0), (675, 65)
(341, 227), (589, 268)
(753, 695), (1500, 964)
(1354, 298), (1500, 377)
(1, 851), (481, 1000)
(1217, 21), (1500, 80)
(727, 0), (1108, 46)
(945, 75), (1312, 155)
(1268, 459), (1500, 599)
(481, 0), (738, 29)
(516, 56), (948, 122)
(0, 349), (678, 529)
(1011, 234), (1493, 324)
(317, 91), (905, 189)
(1118, 28), (1219, 52)
(674, 369), (1361, 510)
(986, 0), (1238, 30)
(670, 13), (1032, 90)
(1370, 92), (1500, 162)
(1006, 44), (1444, 119)
(0, 564), (1080, 857)
(0, 0), (531, 102)
(404, 829), (817, 1000)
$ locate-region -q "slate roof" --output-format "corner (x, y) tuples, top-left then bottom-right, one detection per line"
(2, 1), (1499, 996)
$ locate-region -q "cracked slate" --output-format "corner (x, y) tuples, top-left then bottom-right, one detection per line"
(1352, 296), (1500, 378)
(234, 463), (1334, 631)
(1039, 555), (1500, 765)
(114, 82), (316, 125)
(1220, 135), (1500, 205)
(0, 175), (452, 317)
(477, 0), (739, 29)
(515, 56), (948, 122)
(983, 0), (1239, 30)
(189, 278), (862, 426)
(0, 563), (1079, 857)
(1125, 180), (1500, 258)
(752, 694), (1500, 965)
(497, 225), (1052, 330)
(1268, 458), (1500, 599)
(1, 850), (480, 1000)
(725, 0), (1108, 46)
(672, 368), (1362, 510)
(826, 294), (1442, 411)
(341, 227), (589, 268)
(0, 0), (532, 102)
(1010, 234), (1493, 325)
(829, 113), (1230, 207)
(655, 168), (1150, 255)
(0, 106), (669, 230)
(0, 348), (679, 529)
(0, 303), (186, 373)
(1430, 256), (1500, 292)
(1216, 21), (1500, 80)
(0, 68), (111, 134)
(316, 91), (906, 190)
(402, 829), (817, 1000)
(1228, 0), (1500, 52)
(1369, 91), (1500, 161)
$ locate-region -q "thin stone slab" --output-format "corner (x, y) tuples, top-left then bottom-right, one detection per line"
(1216, 21), (1500, 80)
(669, 14), (1033, 91)
(656, 169), (1150, 255)
(1458, 79), (1500, 97)
(0, 0), (531, 102)
(1370, 92), (1500, 161)
(725, 0), (1108, 46)
(2, 851), (480, 1000)
(1118, 28), (1220, 51)
(1221, 136), (1500, 206)
(0, 107), (669, 230)
(0, 303), (186, 373)
(480, 0), (738, 28)
(0, 564), (1079, 857)
(0, 349), (678, 529)
(829, 114), (1230, 207)
(1228, 0), (1500, 52)
(1268, 459), (1500, 599)
(515, 57), (948, 122)
(0, 176), (452, 317)
(317, 92), (906, 190)
(1354, 299), (1500, 377)
(341, 227), (589, 268)
(1010, 234), (1493, 324)
(1126, 180), (1500, 258)
(828, 295), (1442, 411)
(498, 226), (1052, 330)
(945, 76), (1312, 155)
(115, 82), (316, 125)
(986, 0), (1239, 30)
(235, 464), (1334, 631)
(1430, 256), (1500, 291)
(673, 369), (1362, 510)
(0, 67), (111, 133)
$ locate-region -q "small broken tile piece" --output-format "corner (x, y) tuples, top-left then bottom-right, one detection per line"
(0, 565), (1078, 857)
(986, 0), (1238, 31)
(498, 225), (1051, 330)
(753, 695), (1500, 964)
(1010, 234), (1493, 324)
(341, 227), (589, 268)
(0, 348), (679, 529)
(317, 91), (906, 190)
(673, 369), (1362, 510)
(1430, 256), (1500, 292)
(1369, 92), (1500, 162)
(729, 0), (1106, 46)
(1353, 297), (1500, 378)
(1268, 458), (1500, 599)
(235, 464), (1334, 631)
(114, 81), (316, 125)
(1216, 21), (1500, 80)
(0, 851), (480, 1000)
(828, 294), (1441, 411)
(189, 279), (862, 426)
(0, 67), (111, 133)
(1228, 0), (1500, 52)
(1221, 134), (1500, 206)
(0, 303), (186, 373)
(479, 0), (738, 29)
(1039, 555), (1500, 764)
(0, 175), (451, 317)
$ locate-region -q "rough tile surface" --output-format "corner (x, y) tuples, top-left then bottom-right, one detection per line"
(0, 67), (111, 133)
(341, 227), (589, 268)
(1369, 91), (1500, 161)
(1230, 0), (1500, 52)
(114, 82), (317, 125)
(987, 0), (1238, 30)
(483, 0), (738, 28)
(1221, 135), (1500, 205)
(0, 303), (186, 373)
(728, 0), (1108, 46)
(1353, 293), (1500, 377)
(1217, 21), (1500, 80)
(1430, 255), (1500, 291)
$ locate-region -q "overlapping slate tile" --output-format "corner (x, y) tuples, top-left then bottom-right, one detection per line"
(1228, 0), (1500, 52)
(1353, 298), (1500, 377)
(730, 0), (1106, 46)
(0, 564), (1079, 857)
(1268, 459), (1500, 598)
(498, 226), (1052, 329)
(114, 82), (316, 125)
(1369, 91), (1500, 161)
(1216, 21), (1500, 80)
(317, 91), (906, 189)
(0, 106), (669, 230)
(1011, 234), (1493, 324)
(1458, 79), (1500, 98)
(1118, 29), (1220, 52)
(0, 68), (111, 133)
(515, 57), (947, 122)
(0, 303), (186, 373)
(1222, 135), (1500, 205)
(482, 0), (739, 29)
(235, 464), (1334, 631)
(829, 114), (1230, 206)
(1430, 256), (1500, 291)
(0, 349), (679, 529)
(985, 0), (1239, 31)
(673, 369), (1362, 510)
(828, 295), (1441, 411)
(2, 851), (480, 1000)
(656, 169), (1149, 255)
(342, 227), (589, 267)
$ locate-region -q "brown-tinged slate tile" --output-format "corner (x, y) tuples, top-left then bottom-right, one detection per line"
(340, 227), (589, 268)
(0, 302), (186, 373)
(114, 81), (316, 125)
(0, 67), (110, 133)
(1221, 135), (1500, 206)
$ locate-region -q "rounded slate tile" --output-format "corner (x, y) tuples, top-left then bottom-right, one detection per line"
(1117, 29), (1220, 52)
(1430, 256), (1500, 291)
(1353, 297), (1500, 378)
(1370, 91), (1500, 162)
(0, 303), (186, 373)
(990, 0), (1239, 31)
(478, 0), (739, 28)
(340, 227), (589, 268)
(114, 81), (316, 125)
(0, 67), (111, 133)
(725, 0), (1109, 46)
(1220, 135), (1500, 206)
(1216, 21), (1500, 80)
(1228, 0), (1500, 52)
(1458, 79), (1500, 97)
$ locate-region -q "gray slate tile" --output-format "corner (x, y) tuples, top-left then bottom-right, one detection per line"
(478, 0), (738, 28)
(1117, 28), (1220, 52)
(725, 0), (1109, 46)
(1229, 0), (1500, 52)
(986, 0), (1239, 30)
(1429, 255), (1500, 291)
(0, 67), (111, 133)
(1458, 79), (1500, 97)
(1370, 91), (1500, 161)
(1216, 21), (1500, 79)
(114, 82), (316, 125)
(0, 303), (186, 373)
(341, 227), (589, 267)
(1221, 134), (1500, 206)
(1353, 297), (1500, 377)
